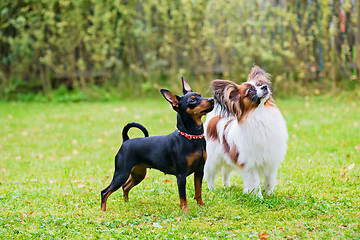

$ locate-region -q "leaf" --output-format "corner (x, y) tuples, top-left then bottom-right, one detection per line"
(347, 163), (355, 171)
(258, 231), (269, 240)
(153, 222), (162, 228)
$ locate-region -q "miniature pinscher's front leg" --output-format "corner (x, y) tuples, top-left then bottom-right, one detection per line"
(194, 164), (205, 206)
(176, 173), (188, 213)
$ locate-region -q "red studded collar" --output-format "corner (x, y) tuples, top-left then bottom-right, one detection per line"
(177, 129), (205, 140)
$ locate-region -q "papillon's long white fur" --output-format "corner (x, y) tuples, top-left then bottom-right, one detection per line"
(204, 66), (288, 198)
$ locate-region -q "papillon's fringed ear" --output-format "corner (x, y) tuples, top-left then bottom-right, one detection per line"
(211, 80), (240, 117)
(247, 65), (271, 82)
(211, 80), (239, 102)
(160, 89), (181, 111)
(181, 76), (193, 95)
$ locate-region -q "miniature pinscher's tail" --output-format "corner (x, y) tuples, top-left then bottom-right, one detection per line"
(122, 122), (149, 142)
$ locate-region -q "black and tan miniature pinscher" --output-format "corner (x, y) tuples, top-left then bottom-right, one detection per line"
(100, 77), (214, 213)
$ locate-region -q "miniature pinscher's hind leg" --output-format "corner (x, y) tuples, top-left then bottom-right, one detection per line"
(122, 165), (147, 201)
(101, 168), (133, 211)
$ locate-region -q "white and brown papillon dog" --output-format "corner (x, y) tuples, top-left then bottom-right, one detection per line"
(204, 66), (288, 198)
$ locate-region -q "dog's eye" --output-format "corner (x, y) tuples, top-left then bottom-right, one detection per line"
(246, 88), (255, 97)
(189, 98), (196, 103)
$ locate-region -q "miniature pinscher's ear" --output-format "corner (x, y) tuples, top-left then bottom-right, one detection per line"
(181, 76), (193, 95)
(160, 89), (181, 111)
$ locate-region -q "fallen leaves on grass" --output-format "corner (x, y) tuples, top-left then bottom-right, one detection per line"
(340, 163), (355, 182)
(347, 163), (355, 171)
(258, 231), (269, 240)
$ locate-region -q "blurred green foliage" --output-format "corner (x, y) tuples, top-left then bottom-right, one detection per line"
(1, 0), (359, 100)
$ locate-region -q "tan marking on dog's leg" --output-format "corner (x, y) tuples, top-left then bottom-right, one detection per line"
(179, 198), (188, 213)
(122, 165), (147, 202)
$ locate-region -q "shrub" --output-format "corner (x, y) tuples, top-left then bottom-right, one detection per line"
(1, 0), (359, 99)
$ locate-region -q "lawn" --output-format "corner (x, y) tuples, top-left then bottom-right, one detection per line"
(0, 95), (359, 239)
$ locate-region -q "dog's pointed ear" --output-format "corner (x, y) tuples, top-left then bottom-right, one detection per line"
(160, 89), (181, 111)
(181, 76), (193, 95)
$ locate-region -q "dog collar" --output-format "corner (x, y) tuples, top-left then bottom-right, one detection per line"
(177, 129), (205, 140)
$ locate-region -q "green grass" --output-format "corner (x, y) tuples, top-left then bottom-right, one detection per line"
(1, 96), (359, 239)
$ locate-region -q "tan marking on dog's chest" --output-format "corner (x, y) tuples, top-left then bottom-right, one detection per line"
(203, 150), (207, 162)
(186, 150), (203, 166)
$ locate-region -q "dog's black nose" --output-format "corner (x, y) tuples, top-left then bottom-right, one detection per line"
(209, 98), (215, 104)
(261, 85), (267, 90)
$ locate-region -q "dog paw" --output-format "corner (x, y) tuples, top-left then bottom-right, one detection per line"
(182, 206), (189, 214)
(243, 188), (263, 199)
(266, 190), (275, 196)
(207, 183), (216, 190)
